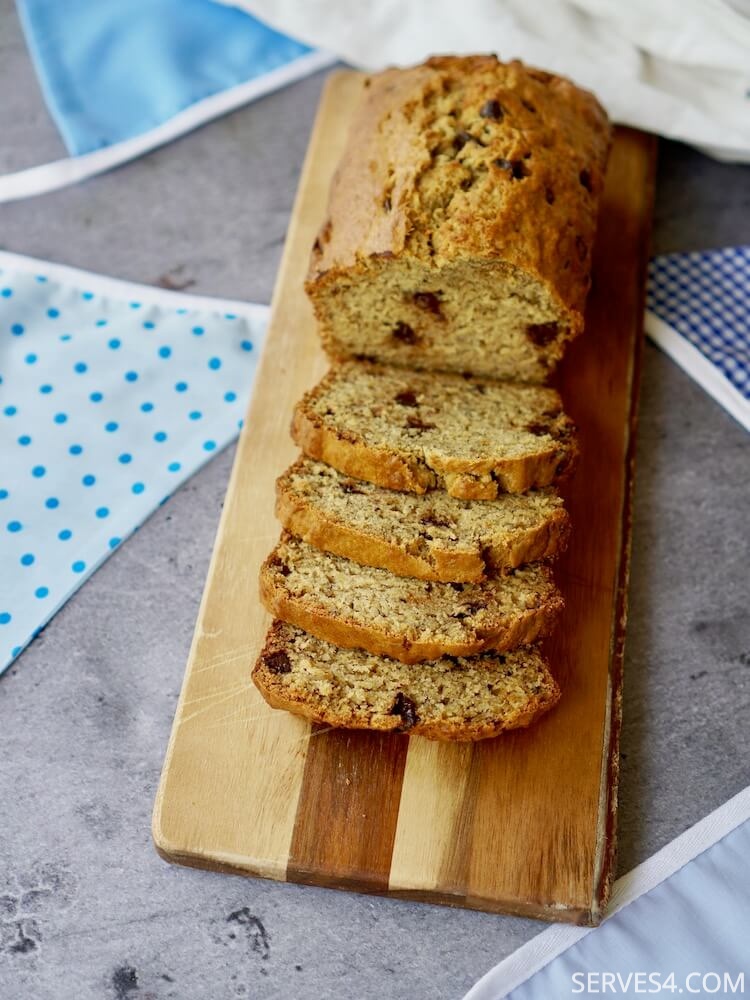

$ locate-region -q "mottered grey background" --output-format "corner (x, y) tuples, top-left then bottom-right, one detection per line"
(1, 2), (749, 998)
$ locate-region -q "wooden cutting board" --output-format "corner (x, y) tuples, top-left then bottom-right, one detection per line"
(153, 70), (657, 925)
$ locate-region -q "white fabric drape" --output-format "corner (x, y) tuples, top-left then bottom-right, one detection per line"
(223, 0), (750, 161)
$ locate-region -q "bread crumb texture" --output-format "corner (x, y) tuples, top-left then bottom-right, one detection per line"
(277, 456), (570, 580)
(292, 361), (577, 497)
(260, 533), (563, 662)
(253, 620), (561, 741)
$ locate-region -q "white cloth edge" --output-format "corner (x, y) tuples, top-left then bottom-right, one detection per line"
(0, 250), (271, 318)
(645, 311), (750, 432)
(0, 49), (337, 204)
(462, 784), (750, 1000)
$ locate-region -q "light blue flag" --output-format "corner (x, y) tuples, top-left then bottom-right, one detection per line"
(0, 251), (268, 673)
(1, 0), (333, 201)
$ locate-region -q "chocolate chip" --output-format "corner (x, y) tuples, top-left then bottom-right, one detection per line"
(406, 414), (436, 431)
(545, 187), (556, 205)
(454, 130), (486, 150)
(526, 322), (559, 347)
(579, 169), (593, 193)
(413, 291), (442, 315)
(352, 352), (377, 362)
(390, 692), (419, 729)
(452, 600), (486, 620)
(526, 421), (552, 436)
(266, 650), (291, 675)
(449, 582), (465, 592)
(460, 176), (474, 191)
(495, 158), (530, 180)
(394, 389), (419, 407)
(479, 99), (503, 120)
(392, 321), (417, 344)
(270, 555), (291, 577)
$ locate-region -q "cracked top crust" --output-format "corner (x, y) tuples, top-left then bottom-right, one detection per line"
(307, 55), (611, 334)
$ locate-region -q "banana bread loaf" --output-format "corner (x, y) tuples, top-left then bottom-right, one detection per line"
(306, 55), (610, 382)
(259, 533), (563, 663)
(277, 456), (569, 581)
(292, 361), (577, 498)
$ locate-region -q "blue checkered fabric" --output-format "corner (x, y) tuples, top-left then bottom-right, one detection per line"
(647, 246), (750, 401)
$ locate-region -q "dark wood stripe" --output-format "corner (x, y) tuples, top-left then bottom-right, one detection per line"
(287, 726), (409, 892)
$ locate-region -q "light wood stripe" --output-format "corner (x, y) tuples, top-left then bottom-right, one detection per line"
(389, 742), (475, 895)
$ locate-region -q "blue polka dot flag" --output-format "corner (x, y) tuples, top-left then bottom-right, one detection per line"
(645, 245), (750, 432)
(0, 251), (268, 672)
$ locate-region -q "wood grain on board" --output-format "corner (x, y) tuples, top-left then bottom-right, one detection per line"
(153, 70), (657, 924)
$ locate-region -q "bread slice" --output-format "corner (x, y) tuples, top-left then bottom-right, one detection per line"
(253, 620), (561, 741)
(277, 456), (570, 582)
(305, 56), (610, 382)
(291, 361), (576, 499)
(259, 533), (563, 663)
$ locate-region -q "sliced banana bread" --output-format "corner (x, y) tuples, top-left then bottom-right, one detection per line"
(291, 361), (576, 498)
(259, 533), (563, 663)
(277, 456), (570, 582)
(306, 56), (610, 382)
(253, 620), (561, 741)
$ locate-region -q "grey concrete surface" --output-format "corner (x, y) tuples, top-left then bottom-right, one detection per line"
(0, 3), (749, 998)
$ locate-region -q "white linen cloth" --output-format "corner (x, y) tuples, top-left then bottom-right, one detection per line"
(224, 0), (750, 162)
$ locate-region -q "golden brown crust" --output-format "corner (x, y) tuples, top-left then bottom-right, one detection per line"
(291, 404), (433, 493)
(252, 620), (562, 741)
(275, 465), (571, 582)
(259, 548), (563, 664)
